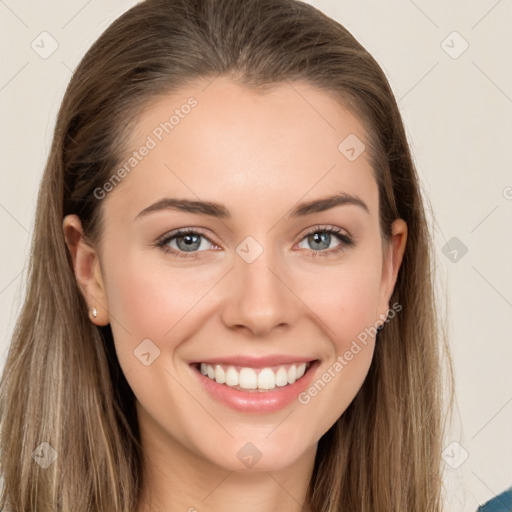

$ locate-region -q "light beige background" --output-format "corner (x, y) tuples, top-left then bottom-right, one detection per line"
(0, 1), (511, 510)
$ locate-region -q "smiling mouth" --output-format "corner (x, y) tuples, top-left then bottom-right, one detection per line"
(191, 360), (317, 392)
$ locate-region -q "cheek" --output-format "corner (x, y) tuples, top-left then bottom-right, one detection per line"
(102, 252), (215, 429)
(297, 256), (383, 345)
(102, 248), (214, 365)
(311, 270), (379, 363)
(294, 262), (381, 434)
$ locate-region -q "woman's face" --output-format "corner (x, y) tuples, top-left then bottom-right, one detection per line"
(65, 76), (406, 473)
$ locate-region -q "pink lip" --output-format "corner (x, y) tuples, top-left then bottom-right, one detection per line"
(190, 359), (320, 413)
(189, 354), (315, 368)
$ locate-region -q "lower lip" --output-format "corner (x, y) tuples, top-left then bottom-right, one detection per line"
(190, 360), (320, 413)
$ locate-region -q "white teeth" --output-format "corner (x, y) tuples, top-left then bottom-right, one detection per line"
(239, 368), (257, 389)
(225, 366), (239, 386)
(214, 365), (226, 384)
(275, 367), (288, 387)
(287, 365), (297, 384)
(197, 361), (311, 390)
(257, 368), (275, 390)
(296, 362), (306, 379)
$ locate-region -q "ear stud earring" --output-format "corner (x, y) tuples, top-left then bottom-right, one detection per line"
(91, 307), (98, 318)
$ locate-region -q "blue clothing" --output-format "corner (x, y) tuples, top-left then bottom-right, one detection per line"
(477, 487), (512, 512)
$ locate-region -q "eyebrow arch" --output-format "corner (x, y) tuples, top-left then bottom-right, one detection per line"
(134, 192), (369, 221)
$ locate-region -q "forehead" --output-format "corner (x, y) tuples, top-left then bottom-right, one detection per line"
(104, 76), (378, 223)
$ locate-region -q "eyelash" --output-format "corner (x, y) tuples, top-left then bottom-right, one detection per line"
(154, 225), (356, 259)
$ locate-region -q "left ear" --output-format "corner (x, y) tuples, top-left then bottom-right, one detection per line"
(376, 218), (407, 325)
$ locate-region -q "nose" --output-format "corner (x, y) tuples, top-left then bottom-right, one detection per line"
(220, 241), (300, 337)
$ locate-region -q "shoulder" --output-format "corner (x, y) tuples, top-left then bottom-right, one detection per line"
(477, 487), (512, 511)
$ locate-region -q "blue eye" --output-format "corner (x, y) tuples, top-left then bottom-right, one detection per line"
(155, 225), (355, 259)
(156, 228), (215, 258)
(297, 226), (355, 258)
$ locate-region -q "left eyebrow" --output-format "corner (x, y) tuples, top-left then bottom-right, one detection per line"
(288, 192), (370, 218)
(134, 192), (370, 221)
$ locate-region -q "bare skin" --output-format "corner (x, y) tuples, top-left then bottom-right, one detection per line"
(63, 76), (407, 512)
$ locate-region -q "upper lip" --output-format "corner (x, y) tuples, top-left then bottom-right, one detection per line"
(190, 355), (318, 368)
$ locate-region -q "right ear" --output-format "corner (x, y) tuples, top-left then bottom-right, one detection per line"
(62, 214), (110, 326)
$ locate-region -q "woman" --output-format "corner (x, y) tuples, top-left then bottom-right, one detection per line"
(0, 0), (456, 510)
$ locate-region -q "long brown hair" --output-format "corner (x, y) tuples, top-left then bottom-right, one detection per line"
(0, 0), (455, 510)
